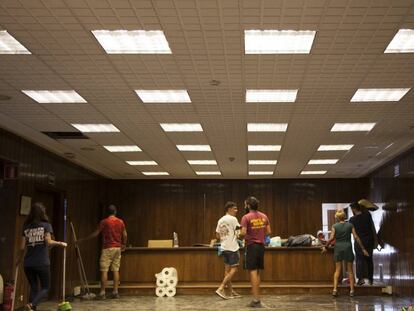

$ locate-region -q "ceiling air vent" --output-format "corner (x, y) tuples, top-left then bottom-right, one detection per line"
(0, 94), (12, 100)
(42, 131), (89, 140)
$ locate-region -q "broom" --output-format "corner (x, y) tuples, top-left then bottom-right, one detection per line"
(70, 222), (95, 300)
(57, 199), (72, 311)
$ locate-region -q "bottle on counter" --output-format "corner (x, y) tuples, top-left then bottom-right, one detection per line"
(173, 232), (179, 247)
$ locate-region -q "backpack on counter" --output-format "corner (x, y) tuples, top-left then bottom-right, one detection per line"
(286, 234), (312, 247)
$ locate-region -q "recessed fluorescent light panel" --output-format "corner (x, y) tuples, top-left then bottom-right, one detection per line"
(22, 90), (86, 103)
(245, 30), (316, 54)
(300, 171), (327, 175)
(188, 160), (217, 165)
(351, 88), (410, 102)
(126, 161), (157, 166)
(248, 145), (281, 151)
(91, 30), (172, 54)
(384, 29), (414, 53)
(247, 123), (288, 132)
(318, 145), (354, 151)
(308, 159), (338, 165)
(104, 145), (141, 152)
(71, 124), (120, 133)
(160, 123), (202, 132)
(331, 123), (376, 132)
(249, 171), (274, 175)
(135, 90), (191, 103)
(0, 30), (31, 54)
(246, 90), (298, 103)
(195, 171), (221, 175)
(142, 172), (169, 176)
(177, 145), (211, 151)
(249, 160), (277, 165)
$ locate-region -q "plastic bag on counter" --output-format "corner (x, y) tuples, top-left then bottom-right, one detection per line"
(269, 236), (282, 247)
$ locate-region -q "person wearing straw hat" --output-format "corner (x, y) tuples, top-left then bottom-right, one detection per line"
(77, 204), (127, 300)
(16, 202), (67, 311)
(349, 201), (378, 286)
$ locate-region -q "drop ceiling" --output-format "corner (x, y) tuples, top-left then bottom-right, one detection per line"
(0, 0), (413, 179)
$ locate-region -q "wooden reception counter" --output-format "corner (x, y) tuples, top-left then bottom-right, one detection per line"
(121, 246), (334, 283)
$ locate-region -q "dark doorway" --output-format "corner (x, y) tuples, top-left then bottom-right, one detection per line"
(34, 188), (64, 300)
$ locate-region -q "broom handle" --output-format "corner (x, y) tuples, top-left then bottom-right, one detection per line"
(71, 222), (86, 291)
(63, 248), (66, 301)
(62, 198), (68, 301)
(76, 254), (86, 291)
(11, 266), (18, 311)
(78, 250), (90, 293)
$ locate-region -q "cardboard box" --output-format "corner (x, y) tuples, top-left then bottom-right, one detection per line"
(148, 240), (173, 248)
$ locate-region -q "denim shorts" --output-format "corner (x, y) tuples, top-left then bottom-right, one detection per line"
(222, 250), (240, 266)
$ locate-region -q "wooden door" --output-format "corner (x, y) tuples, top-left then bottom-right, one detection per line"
(328, 210), (337, 230)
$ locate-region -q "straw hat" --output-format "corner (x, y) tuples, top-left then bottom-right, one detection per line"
(358, 199), (379, 211)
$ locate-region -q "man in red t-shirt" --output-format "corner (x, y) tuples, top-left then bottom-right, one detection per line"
(239, 196), (271, 308)
(78, 205), (127, 299)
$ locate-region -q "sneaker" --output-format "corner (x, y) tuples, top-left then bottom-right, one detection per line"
(96, 293), (106, 300)
(368, 279), (374, 286)
(247, 300), (263, 308)
(109, 292), (120, 299)
(215, 288), (229, 299)
(231, 290), (242, 298)
(357, 279), (365, 286)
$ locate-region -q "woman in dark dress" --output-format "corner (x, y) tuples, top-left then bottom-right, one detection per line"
(322, 209), (369, 297)
(16, 202), (67, 311)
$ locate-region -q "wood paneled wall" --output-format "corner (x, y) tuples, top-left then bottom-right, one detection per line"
(369, 147), (414, 297)
(6, 127), (413, 299)
(0, 128), (105, 306)
(106, 178), (368, 247)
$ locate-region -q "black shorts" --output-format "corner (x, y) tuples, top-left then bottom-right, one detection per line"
(244, 243), (265, 270)
(223, 250), (240, 266)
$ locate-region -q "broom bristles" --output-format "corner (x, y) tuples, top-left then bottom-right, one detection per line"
(57, 301), (72, 311)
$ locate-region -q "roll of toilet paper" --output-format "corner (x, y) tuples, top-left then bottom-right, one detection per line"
(155, 286), (166, 297)
(161, 267), (177, 278)
(166, 276), (178, 287)
(156, 276), (167, 287)
(165, 286), (176, 297)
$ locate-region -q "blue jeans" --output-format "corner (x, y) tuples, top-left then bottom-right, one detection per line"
(24, 265), (50, 308)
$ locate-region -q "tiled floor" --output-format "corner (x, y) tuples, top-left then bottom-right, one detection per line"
(38, 295), (412, 310)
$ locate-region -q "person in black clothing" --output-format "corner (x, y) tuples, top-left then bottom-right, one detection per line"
(349, 202), (378, 286)
(16, 202), (67, 311)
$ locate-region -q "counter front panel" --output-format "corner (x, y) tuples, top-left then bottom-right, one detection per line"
(121, 247), (334, 283)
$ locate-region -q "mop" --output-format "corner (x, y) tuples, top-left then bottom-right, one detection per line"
(57, 199), (72, 311)
(70, 222), (96, 300)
